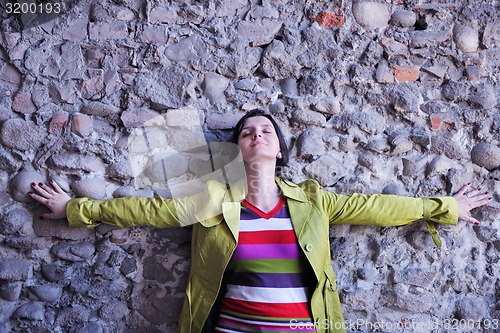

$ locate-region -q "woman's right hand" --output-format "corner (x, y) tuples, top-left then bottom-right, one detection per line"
(29, 180), (71, 219)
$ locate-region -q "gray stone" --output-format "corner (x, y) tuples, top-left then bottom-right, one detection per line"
(202, 73), (229, 104)
(390, 9), (416, 27)
(297, 129), (326, 157)
(112, 187), (154, 198)
(89, 22), (129, 40)
(0, 149), (22, 174)
(32, 205), (94, 240)
(261, 40), (301, 80)
(135, 67), (193, 110)
(453, 25), (479, 53)
(330, 111), (385, 135)
(41, 264), (69, 283)
(455, 296), (489, 321)
(410, 30), (449, 48)
(4, 237), (50, 250)
(0, 208), (30, 234)
(471, 143), (500, 170)
(12, 302), (45, 321)
(50, 242), (95, 262)
(292, 109), (326, 127)
(71, 178), (107, 199)
(425, 156), (453, 177)
(165, 34), (208, 61)
(0, 282), (22, 301)
(56, 304), (90, 326)
(0, 118), (48, 151)
(9, 172), (45, 203)
(99, 301), (129, 321)
(48, 175), (71, 193)
(304, 153), (352, 187)
(431, 134), (466, 160)
(313, 97), (341, 115)
(468, 83), (497, 109)
(71, 322), (103, 333)
(49, 152), (105, 174)
(352, 2), (390, 30)
(394, 267), (438, 288)
(145, 154), (189, 183)
(442, 80), (469, 102)
(236, 20), (282, 45)
(0, 259), (32, 281)
(29, 285), (62, 303)
(81, 101), (120, 117)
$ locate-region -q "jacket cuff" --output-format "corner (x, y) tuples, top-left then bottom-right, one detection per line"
(66, 198), (100, 228)
(422, 197), (459, 225)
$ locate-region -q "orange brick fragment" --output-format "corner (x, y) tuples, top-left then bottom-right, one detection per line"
(315, 11), (345, 28)
(392, 65), (420, 82)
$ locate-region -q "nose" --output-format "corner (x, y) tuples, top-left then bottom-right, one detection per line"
(252, 132), (262, 139)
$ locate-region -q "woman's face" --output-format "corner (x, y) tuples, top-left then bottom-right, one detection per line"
(237, 116), (281, 165)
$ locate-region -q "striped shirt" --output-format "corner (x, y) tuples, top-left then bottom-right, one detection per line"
(215, 198), (315, 332)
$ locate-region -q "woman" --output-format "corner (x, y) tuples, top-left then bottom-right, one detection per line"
(30, 109), (492, 333)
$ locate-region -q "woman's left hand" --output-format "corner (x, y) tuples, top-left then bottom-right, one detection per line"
(453, 183), (493, 225)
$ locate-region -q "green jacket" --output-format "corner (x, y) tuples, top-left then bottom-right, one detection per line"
(67, 178), (458, 333)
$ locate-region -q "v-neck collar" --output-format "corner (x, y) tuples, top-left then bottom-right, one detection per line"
(241, 197), (285, 220)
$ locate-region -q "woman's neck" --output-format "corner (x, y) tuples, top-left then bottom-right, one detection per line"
(244, 162), (281, 212)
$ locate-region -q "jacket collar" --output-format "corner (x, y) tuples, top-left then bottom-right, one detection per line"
(275, 178), (308, 203)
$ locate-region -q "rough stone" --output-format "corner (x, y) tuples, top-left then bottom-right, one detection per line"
(0, 208), (30, 234)
(165, 34), (208, 62)
(0, 259), (32, 282)
(11, 90), (37, 114)
(71, 113), (93, 137)
(11, 302), (45, 321)
(202, 73), (229, 104)
(0, 282), (22, 301)
(29, 285), (62, 303)
(453, 25), (479, 53)
(49, 152), (105, 174)
(81, 101), (120, 117)
(304, 153), (354, 186)
(0, 118), (48, 151)
(468, 83), (497, 109)
(71, 178), (107, 199)
(352, 2), (390, 30)
(135, 67), (193, 110)
(33, 205), (94, 240)
(89, 22), (129, 40)
(0, 149), (22, 174)
(470, 143), (500, 170)
(50, 242), (95, 262)
(9, 172), (46, 203)
(236, 20), (282, 45)
(297, 129), (326, 157)
(261, 40), (301, 80)
(390, 9), (416, 27)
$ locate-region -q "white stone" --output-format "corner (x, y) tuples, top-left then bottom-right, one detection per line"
(352, 1), (391, 30)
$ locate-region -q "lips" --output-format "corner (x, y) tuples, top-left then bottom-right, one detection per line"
(251, 141), (266, 147)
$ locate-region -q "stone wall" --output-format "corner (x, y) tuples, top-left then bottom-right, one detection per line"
(1, 0), (499, 332)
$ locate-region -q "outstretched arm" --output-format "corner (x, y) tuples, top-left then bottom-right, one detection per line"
(29, 180), (71, 219)
(453, 183), (493, 225)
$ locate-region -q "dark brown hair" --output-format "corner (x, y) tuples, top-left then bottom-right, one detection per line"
(231, 109), (289, 167)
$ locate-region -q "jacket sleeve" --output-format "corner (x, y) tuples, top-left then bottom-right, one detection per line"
(321, 191), (459, 227)
(66, 191), (208, 229)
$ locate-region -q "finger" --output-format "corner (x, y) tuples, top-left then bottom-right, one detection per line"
(38, 182), (55, 195)
(468, 216), (480, 225)
(31, 182), (52, 197)
(469, 196), (493, 209)
(49, 179), (65, 194)
(29, 191), (49, 205)
(456, 183), (472, 196)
